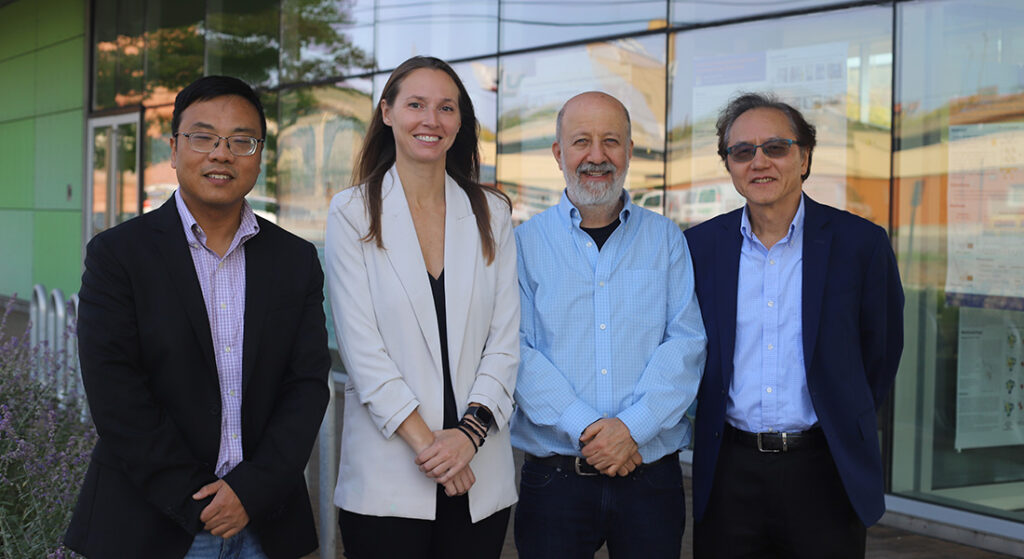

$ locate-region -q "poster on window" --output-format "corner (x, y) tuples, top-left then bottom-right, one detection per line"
(946, 122), (1024, 310)
(954, 306), (1024, 450)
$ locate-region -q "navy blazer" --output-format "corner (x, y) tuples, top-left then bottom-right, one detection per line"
(65, 198), (331, 558)
(684, 194), (904, 527)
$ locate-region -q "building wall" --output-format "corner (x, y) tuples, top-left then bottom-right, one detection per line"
(0, 0), (85, 300)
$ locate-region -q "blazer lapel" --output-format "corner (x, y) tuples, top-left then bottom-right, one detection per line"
(241, 228), (271, 393)
(151, 198), (218, 377)
(380, 168), (443, 374)
(715, 209), (743, 387)
(801, 195), (831, 371)
(442, 177), (478, 382)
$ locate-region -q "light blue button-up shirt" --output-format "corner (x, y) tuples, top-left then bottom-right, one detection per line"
(728, 198), (818, 433)
(511, 190), (707, 462)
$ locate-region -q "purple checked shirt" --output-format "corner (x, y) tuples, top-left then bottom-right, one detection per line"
(174, 189), (259, 478)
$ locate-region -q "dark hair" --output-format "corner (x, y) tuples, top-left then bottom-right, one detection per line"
(354, 56), (510, 264)
(171, 75), (267, 138)
(715, 92), (816, 182)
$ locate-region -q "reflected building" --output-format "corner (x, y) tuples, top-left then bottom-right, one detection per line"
(1, 0), (1024, 554)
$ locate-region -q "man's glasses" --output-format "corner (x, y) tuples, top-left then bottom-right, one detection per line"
(175, 132), (264, 157)
(725, 139), (800, 163)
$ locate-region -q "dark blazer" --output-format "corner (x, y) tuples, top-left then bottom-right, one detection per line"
(684, 194), (904, 527)
(65, 198), (331, 558)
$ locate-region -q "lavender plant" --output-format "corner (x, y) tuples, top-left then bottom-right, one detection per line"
(0, 299), (95, 559)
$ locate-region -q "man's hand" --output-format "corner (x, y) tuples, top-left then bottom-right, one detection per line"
(194, 480), (250, 539)
(415, 428), (476, 484)
(580, 418), (639, 476)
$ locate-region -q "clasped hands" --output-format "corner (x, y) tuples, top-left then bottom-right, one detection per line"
(192, 479), (249, 539)
(580, 418), (643, 477)
(415, 428), (478, 496)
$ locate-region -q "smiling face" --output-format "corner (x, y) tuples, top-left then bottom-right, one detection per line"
(724, 107), (808, 213)
(553, 92), (634, 208)
(381, 68), (461, 168)
(170, 94), (262, 216)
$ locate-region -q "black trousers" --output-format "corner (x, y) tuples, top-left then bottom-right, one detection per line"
(694, 435), (866, 559)
(338, 484), (511, 559)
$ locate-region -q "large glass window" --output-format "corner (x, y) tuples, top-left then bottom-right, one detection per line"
(667, 6), (892, 228)
(205, 0), (281, 88)
(891, 0), (1024, 524)
(92, 0), (145, 110)
(142, 0), (204, 107)
(671, 0), (853, 25)
(498, 36), (667, 222)
(280, 0), (375, 84)
(500, 1), (667, 52)
(373, 0), (498, 71)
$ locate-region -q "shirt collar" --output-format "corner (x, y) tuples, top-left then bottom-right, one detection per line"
(557, 188), (634, 229)
(739, 194), (805, 246)
(174, 188), (260, 252)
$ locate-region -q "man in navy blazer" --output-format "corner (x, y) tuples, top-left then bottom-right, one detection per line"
(65, 76), (331, 558)
(684, 92), (904, 558)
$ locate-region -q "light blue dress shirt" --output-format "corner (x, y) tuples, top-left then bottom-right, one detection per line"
(728, 198), (818, 433)
(511, 190), (707, 463)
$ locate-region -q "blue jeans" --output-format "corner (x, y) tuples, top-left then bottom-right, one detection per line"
(514, 454), (685, 559)
(184, 527), (268, 559)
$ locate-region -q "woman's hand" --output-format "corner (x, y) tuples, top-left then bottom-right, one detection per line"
(415, 428), (477, 484)
(442, 465), (475, 496)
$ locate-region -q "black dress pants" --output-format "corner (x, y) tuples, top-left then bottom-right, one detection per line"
(694, 434), (866, 559)
(338, 484), (510, 559)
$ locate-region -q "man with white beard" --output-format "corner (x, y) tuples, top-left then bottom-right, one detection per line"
(511, 91), (708, 559)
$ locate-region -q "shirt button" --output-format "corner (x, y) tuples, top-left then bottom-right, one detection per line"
(598, 281), (605, 287)
(218, 262), (224, 269)
(220, 303), (227, 310)
(225, 346), (231, 353)
(599, 324), (607, 330)
(767, 301), (774, 307)
(602, 413), (608, 418)
(767, 344), (774, 350)
(232, 433), (239, 440)
(769, 259), (776, 265)
(601, 369), (608, 375)
(586, 241), (593, 247)
(766, 387), (773, 393)
(229, 390), (236, 397)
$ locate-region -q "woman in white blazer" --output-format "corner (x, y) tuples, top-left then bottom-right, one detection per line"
(325, 56), (519, 559)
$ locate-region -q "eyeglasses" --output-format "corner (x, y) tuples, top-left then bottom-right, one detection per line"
(725, 139), (800, 163)
(175, 132), (264, 156)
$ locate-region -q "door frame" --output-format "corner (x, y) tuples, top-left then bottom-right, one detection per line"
(84, 111), (143, 241)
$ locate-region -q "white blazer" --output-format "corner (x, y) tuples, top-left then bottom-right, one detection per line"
(326, 166), (519, 522)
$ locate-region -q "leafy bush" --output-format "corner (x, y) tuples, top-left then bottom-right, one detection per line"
(0, 300), (95, 559)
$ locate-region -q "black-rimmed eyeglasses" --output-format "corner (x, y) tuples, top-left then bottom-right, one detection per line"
(175, 132), (264, 157)
(725, 139), (801, 163)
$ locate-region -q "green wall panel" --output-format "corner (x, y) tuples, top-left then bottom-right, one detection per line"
(32, 210), (81, 296)
(35, 109), (83, 210)
(0, 118), (35, 208)
(0, 0), (36, 61)
(0, 210), (34, 299)
(0, 55), (35, 121)
(36, 0), (84, 48)
(34, 38), (84, 115)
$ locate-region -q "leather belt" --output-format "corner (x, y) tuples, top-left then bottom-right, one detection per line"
(524, 451), (679, 476)
(724, 424), (826, 453)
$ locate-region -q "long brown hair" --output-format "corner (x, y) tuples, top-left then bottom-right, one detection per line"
(353, 56), (510, 264)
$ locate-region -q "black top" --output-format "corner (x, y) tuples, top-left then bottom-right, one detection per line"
(581, 218), (621, 251)
(428, 270), (458, 429)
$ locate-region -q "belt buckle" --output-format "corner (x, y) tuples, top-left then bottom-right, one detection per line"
(574, 457), (599, 476)
(756, 431), (786, 453)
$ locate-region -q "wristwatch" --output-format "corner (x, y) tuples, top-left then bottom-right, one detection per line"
(464, 405), (493, 432)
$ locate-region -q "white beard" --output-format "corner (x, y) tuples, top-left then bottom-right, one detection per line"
(563, 159), (629, 207)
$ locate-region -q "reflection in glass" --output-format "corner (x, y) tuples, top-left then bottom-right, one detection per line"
(92, 0), (146, 110)
(142, 105), (176, 214)
(891, 0), (1024, 525)
(374, 0), (498, 71)
(143, 0), (204, 107)
(116, 123), (140, 224)
(277, 79), (373, 243)
(280, 0), (375, 83)
(501, 0), (667, 52)
(205, 0), (281, 88)
(667, 7), (892, 229)
(91, 128), (111, 237)
(671, 0), (852, 25)
(498, 37), (667, 222)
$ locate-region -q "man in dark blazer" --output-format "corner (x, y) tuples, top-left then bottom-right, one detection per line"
(684, 92), (904, 558)
(65, 76), (331, 558)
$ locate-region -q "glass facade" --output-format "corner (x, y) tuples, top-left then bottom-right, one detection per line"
(83, 0), (1024, 538)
